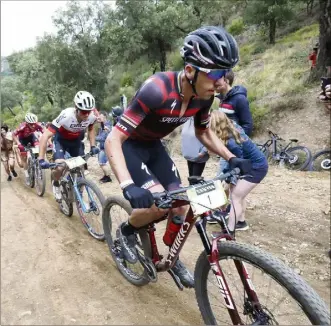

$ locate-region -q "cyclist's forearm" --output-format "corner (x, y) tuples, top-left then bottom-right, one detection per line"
(105, 136), (132, 184)
(196, 128), (235, 161)
(38, 131), (53, 159)
(88, 127), (96, 147)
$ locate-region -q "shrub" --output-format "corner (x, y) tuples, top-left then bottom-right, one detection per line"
(228, 18), (245, 36)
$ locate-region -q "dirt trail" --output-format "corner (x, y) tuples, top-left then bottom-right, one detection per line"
(1, 155), (330, 325)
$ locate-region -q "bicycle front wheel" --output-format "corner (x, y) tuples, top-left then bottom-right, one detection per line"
(35, 163), (46, 196)
(309, 149), (331, 172)
(194, 241), (330, 325)
(27, 157), (35, 188)
(76, 178), (105, 241)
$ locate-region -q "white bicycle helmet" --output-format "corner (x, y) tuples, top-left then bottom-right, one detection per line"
(25, 112), (38, 123)
(74, 91), (95, 111)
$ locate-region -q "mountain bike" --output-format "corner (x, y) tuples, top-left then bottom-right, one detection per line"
(309, 149), (330, 172)
(46, 152), (105, 240)
(25, 143), (52, 196)
(256, 130), (312, 171)
(102, 168), (329, 325)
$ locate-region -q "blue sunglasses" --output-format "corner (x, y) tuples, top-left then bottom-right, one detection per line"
(191, 65), (228, 81)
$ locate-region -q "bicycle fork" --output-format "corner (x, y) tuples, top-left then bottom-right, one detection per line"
(196, 219), (264, 325)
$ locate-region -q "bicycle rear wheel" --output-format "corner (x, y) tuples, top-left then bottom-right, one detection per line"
(102, 196), (152, 286)
(194, 241), (330, 325)
(283, 146), (312, 171)
(76, 178), (105, 241)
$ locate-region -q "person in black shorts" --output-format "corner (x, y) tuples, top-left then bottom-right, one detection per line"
(105, 26), (251, 288)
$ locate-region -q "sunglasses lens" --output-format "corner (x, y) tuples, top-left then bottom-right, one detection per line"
(207, 69), (227, 80)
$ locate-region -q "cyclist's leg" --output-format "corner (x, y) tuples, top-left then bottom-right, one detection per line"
(148, 141), (194, 287)
(51, 136), (68, 182)
(122, 140), (167, 228)
(18, 136), (33, 170)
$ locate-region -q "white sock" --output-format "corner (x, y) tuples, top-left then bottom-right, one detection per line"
(24, 170), (29, 177)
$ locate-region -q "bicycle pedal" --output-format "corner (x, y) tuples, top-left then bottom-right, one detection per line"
(168, 269), (184, 291)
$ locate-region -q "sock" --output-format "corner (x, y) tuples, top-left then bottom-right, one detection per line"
(24, 170), (29, 177)
(53, 180), (60, 187)
(121, 221), (137, 236)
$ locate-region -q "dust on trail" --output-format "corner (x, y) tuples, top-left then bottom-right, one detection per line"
(1, 154), (330, 325)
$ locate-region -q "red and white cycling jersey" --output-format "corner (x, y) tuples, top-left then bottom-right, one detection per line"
(14, 122), (43, 139)
(48, 107), (97, 140)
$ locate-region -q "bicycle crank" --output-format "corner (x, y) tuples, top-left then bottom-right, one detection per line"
(137, 250), (158, 283)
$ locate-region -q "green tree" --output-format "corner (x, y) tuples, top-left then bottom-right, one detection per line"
(244, 0), (294, 44)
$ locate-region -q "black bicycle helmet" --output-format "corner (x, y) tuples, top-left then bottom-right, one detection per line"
(111, 106), (124, 118)
(181, 26), (239, 69)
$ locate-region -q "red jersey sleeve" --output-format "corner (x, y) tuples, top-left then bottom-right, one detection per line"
(115, 76), (165, 136)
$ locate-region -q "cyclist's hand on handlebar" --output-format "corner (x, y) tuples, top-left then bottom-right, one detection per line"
(18, 144), (25, 152)
(90, 146), (100, 155)
(229, 157), (252, 175)
(123, 184), (154, 209)
(39, 159), (50, 169)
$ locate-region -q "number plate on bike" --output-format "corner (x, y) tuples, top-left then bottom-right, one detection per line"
(65, 156), (86, 169)
(31, 147), (39, 154)
(186, 180), (228, 216)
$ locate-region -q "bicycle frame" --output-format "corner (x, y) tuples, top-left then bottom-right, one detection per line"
(146, 196), (262, 324)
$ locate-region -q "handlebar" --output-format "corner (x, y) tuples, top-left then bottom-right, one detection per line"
(44, 151), (95, 169)
(152, 168), (241, 209)
(267, 129), (284, 141)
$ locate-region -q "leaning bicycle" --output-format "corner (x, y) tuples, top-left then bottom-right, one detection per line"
(256, 130), (312, 171)
(102, 169), (329, 325)
(46, 152), (105, 240)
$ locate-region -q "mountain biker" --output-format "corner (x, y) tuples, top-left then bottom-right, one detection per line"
(104, 26), (251, 288)
(12, 112), (44, 182)
(37, 91), (100, 201)
(1, 124), (18, 181)
(210, 110), (268, 232)
(111, 106), (123, 126)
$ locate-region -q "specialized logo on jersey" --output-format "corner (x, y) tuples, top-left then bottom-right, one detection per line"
(170, 100), (177, 114)
(172, 163), (178, 177)
(160, 116), (190, 124)
(141, 162), (151, 175)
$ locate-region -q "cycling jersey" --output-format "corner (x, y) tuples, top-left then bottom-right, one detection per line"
(14, 122), (43, 139)
(116, 72), (213, 141)
(48, 107), (97, 140)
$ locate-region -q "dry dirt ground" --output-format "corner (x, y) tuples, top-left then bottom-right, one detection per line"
(1, 153), (330, 325)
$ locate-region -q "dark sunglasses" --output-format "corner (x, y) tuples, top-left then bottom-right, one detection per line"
(191, 65), (228, 81)
(77, 109), (91, 116)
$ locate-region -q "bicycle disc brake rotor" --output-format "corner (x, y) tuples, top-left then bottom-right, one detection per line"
(321, 159), (331, 170)
(288, 154), (299, 164)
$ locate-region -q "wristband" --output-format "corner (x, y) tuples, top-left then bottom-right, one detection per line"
(120, 179), (134, 190)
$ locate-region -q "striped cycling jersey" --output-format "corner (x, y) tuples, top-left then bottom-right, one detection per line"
(116, 71), (213, 141)
(48, 107), (97, 140)
(14, 122), (43, 139)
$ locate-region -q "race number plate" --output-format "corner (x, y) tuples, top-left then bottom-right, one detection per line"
(31, 147), (39, 154)
(65, 156), (86, 170)
(186, 180), (228, 216)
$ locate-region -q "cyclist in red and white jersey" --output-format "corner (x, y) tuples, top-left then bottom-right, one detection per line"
(38, 91), (100, 201)
(13, 112), (43, 181)
(105, 26), (251, 288)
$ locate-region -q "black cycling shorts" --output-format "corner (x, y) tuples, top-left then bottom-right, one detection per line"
(122, 139), (181, 190)
(52, 134), (84, 160)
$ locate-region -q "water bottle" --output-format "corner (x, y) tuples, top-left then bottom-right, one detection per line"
(163, 215), (183, 246)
